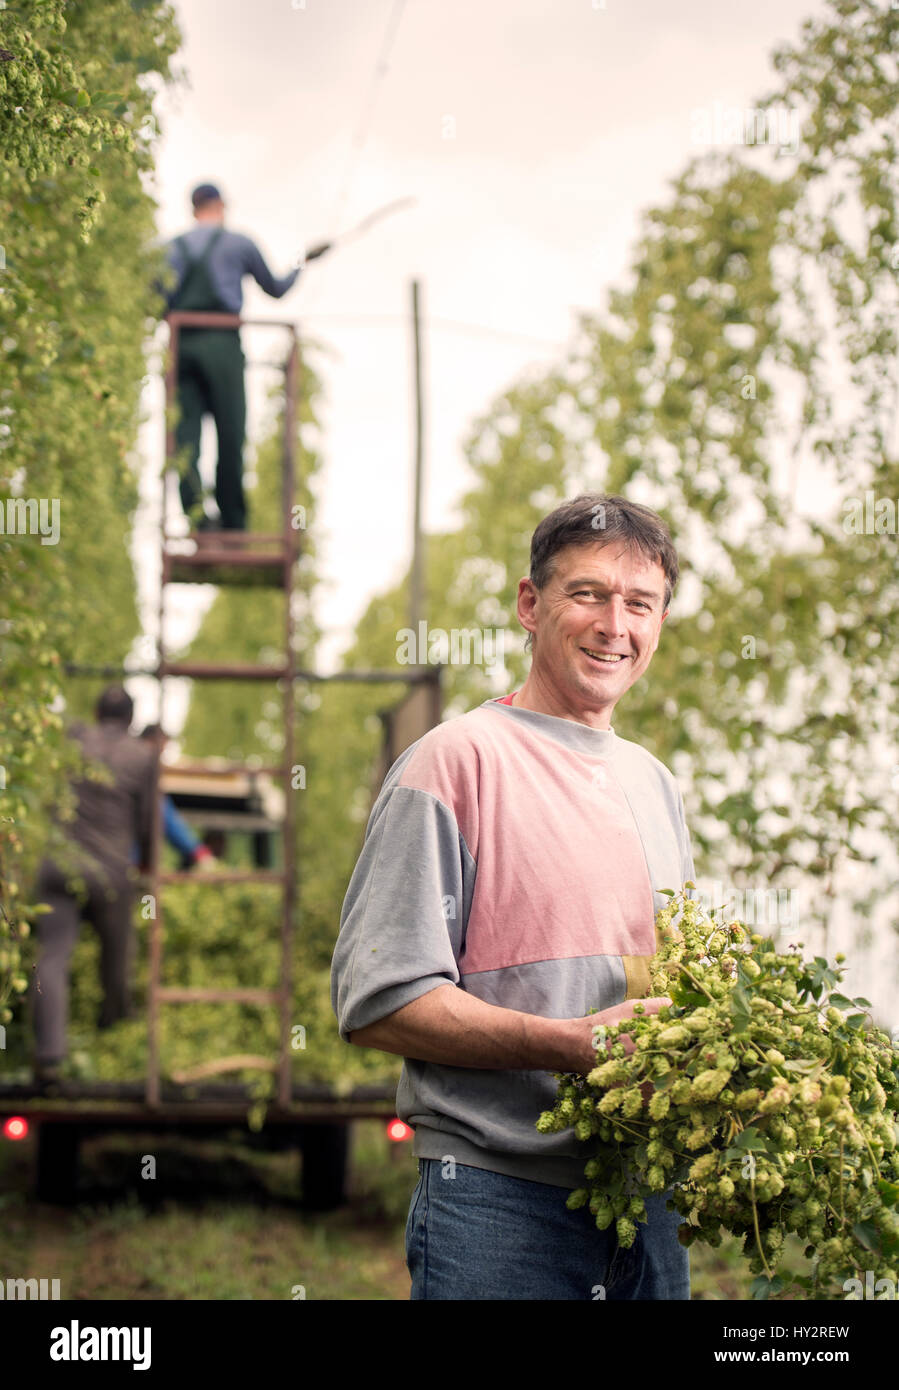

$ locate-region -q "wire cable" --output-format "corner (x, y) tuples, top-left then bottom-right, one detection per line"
(298, 311), (566, 351)
(326, 0), (407, 242)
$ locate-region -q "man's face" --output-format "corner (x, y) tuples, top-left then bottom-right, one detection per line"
(195, 198), (225, 222)
(517, 541), (669, 725)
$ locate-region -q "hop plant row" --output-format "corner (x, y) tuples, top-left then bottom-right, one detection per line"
(537, 888), (899, 1299)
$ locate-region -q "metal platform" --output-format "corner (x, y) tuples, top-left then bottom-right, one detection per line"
(0, 1079), (397, 1124)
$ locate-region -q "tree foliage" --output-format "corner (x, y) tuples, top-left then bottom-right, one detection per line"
(0, 0), (180, 1019)
(310, 0), (899, 991)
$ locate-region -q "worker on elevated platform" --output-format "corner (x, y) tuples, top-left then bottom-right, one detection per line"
(162, 181), (330, 533)
(31, 686), (156, 1085)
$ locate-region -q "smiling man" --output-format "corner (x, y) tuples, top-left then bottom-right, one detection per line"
(331, 493), (695, 1301)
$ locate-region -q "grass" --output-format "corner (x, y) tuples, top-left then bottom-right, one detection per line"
(0, 1120), (416, 1301)
(0, 1117), (803, 1299)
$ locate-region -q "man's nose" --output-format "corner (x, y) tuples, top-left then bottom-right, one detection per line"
(594, 596), (627, 637)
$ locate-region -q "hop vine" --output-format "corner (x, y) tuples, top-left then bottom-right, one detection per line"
(537, 888), (899, 1300)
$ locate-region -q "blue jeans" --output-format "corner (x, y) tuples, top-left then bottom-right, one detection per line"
(405, 1159), (690, 1300)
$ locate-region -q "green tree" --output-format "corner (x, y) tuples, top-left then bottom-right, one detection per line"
(305, 0), (899, 982)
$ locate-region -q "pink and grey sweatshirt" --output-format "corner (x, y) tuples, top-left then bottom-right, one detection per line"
(331, 693), (696, 1190)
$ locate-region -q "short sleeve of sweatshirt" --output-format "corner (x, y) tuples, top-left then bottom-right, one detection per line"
(330, 734), (479, 1042)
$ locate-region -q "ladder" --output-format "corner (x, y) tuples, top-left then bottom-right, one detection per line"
(147, 309), (300, 1108)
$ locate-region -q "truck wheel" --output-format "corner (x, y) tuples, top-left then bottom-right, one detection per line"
(297, 1123), (349, 1211)
(36, 1124), (80, 1205)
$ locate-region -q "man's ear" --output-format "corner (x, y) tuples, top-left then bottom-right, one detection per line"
(517, 576), (538, 642)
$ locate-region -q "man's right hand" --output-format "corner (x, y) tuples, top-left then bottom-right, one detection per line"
(565, 996), (672, 1074)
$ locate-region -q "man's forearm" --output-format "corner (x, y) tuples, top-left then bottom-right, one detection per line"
(348, 983), (580, 1072)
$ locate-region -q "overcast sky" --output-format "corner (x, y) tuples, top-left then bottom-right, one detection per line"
(132, 0), (831, 698)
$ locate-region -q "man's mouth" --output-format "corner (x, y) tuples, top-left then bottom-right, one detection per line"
(580, 646), (630, 666)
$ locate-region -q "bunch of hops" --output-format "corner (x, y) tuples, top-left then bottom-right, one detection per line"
(536, 888), (899, 1299)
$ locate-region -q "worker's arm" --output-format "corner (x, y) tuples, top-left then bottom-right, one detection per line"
(242, 236), (300, 299)
(163, 795), (199, 858)
(349, 985), (671, 1074)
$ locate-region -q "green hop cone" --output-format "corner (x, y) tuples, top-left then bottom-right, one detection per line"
(758, 1082), (792, 1114)
(594, 1203), (614, 1230)
(657, 1025), (690, 1048)
(649, 1091), (671, 1119)
(647, 1164), (667, 1191)
(587, 1058), (629, 1087)
(621, 1088), (645, 1118)
(688, 1152), (718, 1183)
(616, 1216), (637, 1249)
(598, 1089), (625, 1116)
(690, 1068), (730, 1103)
(566, 1188), (589, 1210)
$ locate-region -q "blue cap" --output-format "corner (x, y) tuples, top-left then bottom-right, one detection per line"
(191, 183), (222, 209)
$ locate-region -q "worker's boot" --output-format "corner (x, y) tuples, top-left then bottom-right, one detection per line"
(191, 514), (220, 548)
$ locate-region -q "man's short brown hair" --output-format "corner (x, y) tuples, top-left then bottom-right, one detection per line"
(529, 493), (679, 610)
(95, 684), (134, 726)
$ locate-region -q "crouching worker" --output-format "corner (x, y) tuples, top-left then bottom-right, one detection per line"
(31, 686), (155, 1084)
